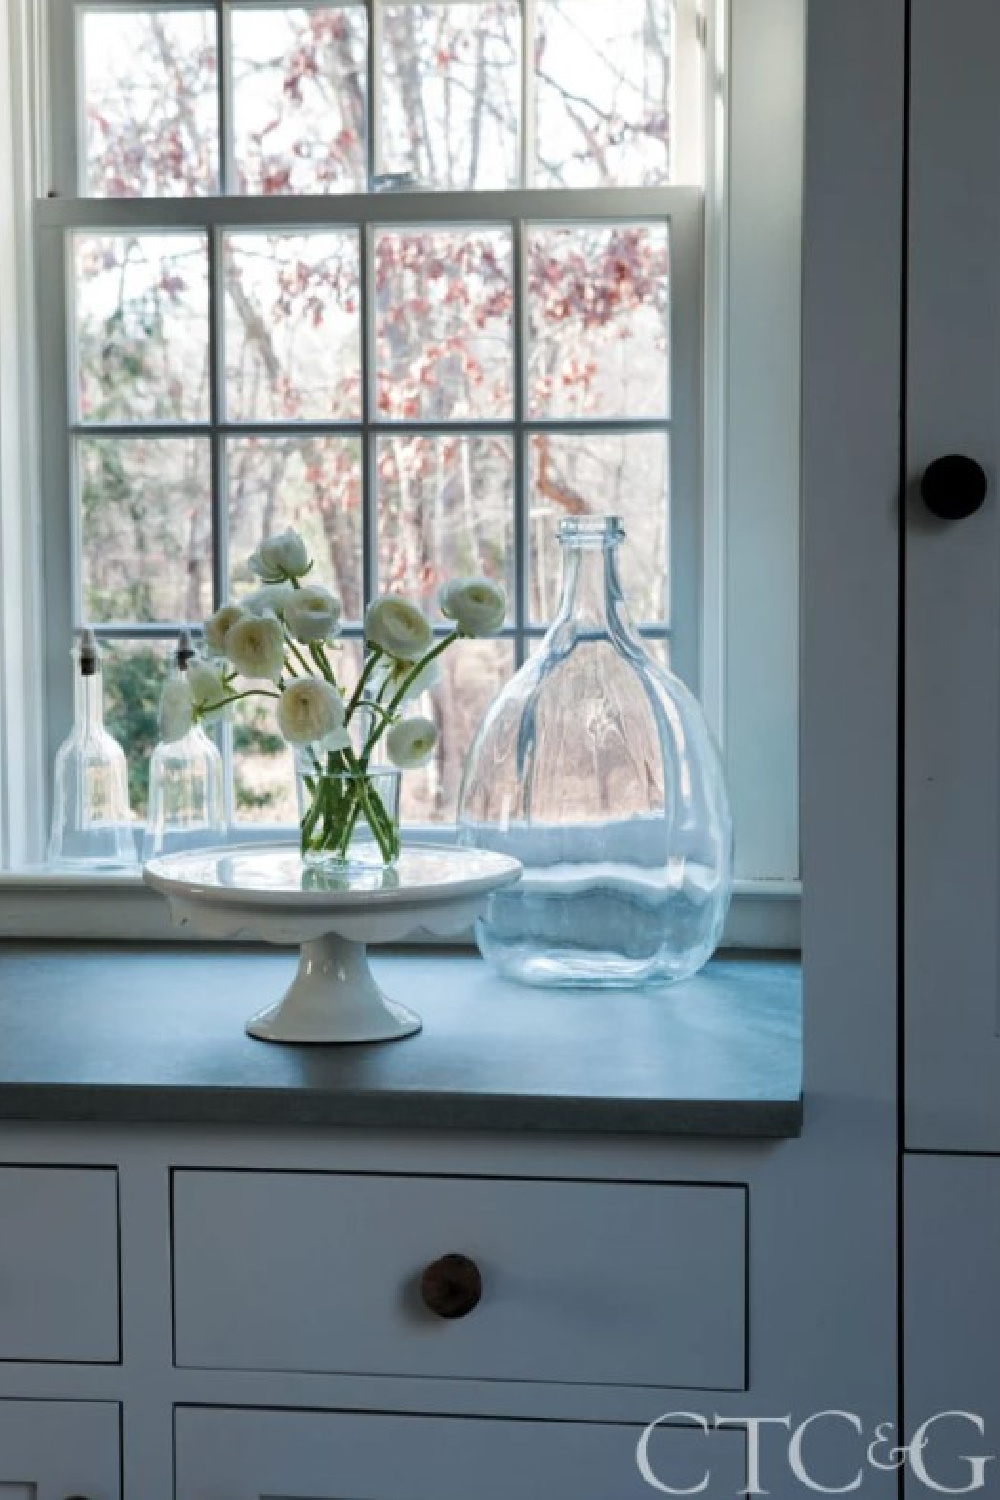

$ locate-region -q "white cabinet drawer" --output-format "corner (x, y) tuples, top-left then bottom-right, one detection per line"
(172, 1170), (746, 1389)
(0, 1166), (119, 1362)
(175, 1406), (747, 1498)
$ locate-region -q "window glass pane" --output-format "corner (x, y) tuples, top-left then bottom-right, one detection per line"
(375, 228), (513, 420)
(399, 637), (514, 822)
(227, 436), (364, 623)
(82, 9), (219, 196)
(527, 223), (669, 419)
(74, 234), (210, 424)
(224, 231), (362, 421)
(79, 437), (213, 623)
(528, 431), (669, 623)
(102, 638), (171, 819)
(233, 695), (295, 824)
(231, 6), (368, 194)
(534, 0), (672, 187)
(376, 433), (514, 616)
(380, 1), (520, 190)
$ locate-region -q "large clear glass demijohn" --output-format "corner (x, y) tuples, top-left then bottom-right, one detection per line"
(47, 628), (137, 870)
(457, 517), (732, 985)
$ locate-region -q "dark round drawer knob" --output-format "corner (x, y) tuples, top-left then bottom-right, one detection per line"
(420, 1253), (482, 1319)
(920, 454), (988, 520)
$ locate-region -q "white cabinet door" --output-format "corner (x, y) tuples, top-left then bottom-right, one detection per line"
(0, 1400), (120, 1498)
(176, 1408), (746, 1499)
(904, 1156), (1000, 1498)
(906, 0), (1000, 1150)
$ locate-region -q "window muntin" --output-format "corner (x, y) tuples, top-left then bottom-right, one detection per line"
(40, 0), (703, 830)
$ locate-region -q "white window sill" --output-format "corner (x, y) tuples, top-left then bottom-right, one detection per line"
(0, 868), (801, 950)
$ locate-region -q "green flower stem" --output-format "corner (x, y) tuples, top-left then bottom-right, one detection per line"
(299, 748), (379, 862)
(199, 687), (280, 717)
(359, 780), (399, 862)
(359, 631), (458, 762)
(285, 639), (316, 680)
(327, 756), (397, 863)
(383, 630), (457, 717)
(299, 779), (326, 845)
(354, 698), (394, 726)
(346, 783), (387, 862)
(345, 647), (382, 721)
(308, 640), (337, 685)
(333, 788), (364, 852)
(321, 751), (360, 849)
(299, 769), (399, 866)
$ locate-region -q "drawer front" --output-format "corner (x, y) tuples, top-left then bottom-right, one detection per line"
(176, 1406), (747, 1498)
(0, 1167), (119, 1362)
(173, 1170), (746, 1389)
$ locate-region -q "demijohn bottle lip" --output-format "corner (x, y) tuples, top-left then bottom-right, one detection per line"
(557, 514), (625, 548)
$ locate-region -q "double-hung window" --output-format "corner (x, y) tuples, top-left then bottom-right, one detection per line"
(36, 0), (701, 831)
(1, 0), (803, 941)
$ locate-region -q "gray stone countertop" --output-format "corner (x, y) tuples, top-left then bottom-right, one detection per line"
(0, 943), (802, 1137)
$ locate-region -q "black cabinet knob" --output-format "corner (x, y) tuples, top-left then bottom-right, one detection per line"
(920, 454), (988, 520)
(420, 1253), (482, 1319)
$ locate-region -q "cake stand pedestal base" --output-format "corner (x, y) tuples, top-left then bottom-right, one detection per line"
(143, 843), (521, 1046)
(245, 933), (422, 1044)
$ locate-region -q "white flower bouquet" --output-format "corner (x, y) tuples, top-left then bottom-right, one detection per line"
(171, 528), (506, 868)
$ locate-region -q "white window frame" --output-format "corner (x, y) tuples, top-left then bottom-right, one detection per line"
(0, 0), (803, 948)
(35, 185), (702, 755)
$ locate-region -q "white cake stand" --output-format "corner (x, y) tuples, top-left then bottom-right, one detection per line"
(143, 843), (521, 1044)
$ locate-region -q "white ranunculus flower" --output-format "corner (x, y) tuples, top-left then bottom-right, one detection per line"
(277, 678), (346, 747)
(159, 678), (193, 743)
(365, 595), (434, 661)
(385, 715), (438, 769)
(187, 661), (231, 722)
(204, 602), (245, 656)
(320, 725), (353, 753)
(240, 582), (296, 616)
(248, 527), (311, 583)
(284, 584), (342, 643)
(377, 655), (442, 704)
(224, 614), (285, 682)
(439, 576), (506, 637)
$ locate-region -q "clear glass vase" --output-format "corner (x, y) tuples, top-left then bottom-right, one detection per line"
(295, 751), (401, 870)
(47, 630), (137, 871)
(457, 516), (733, 986)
